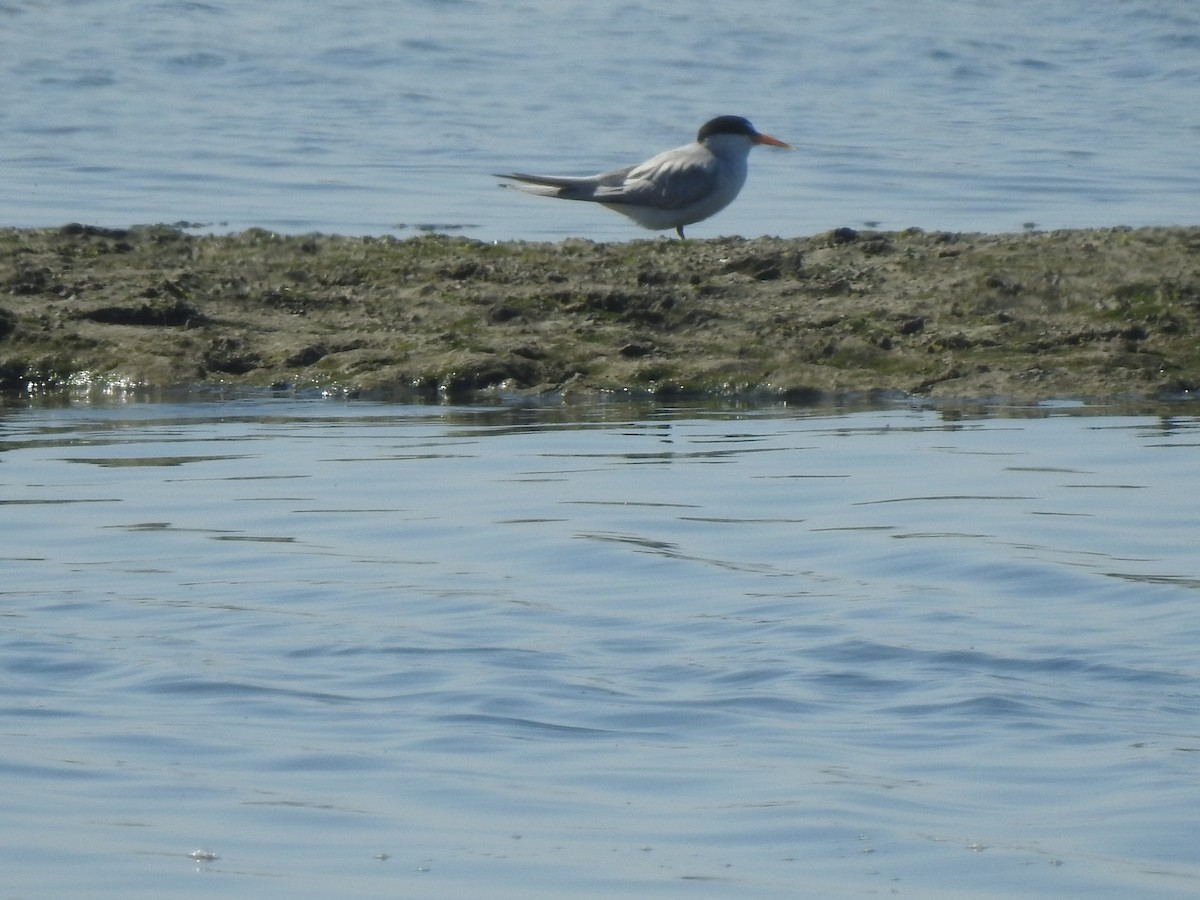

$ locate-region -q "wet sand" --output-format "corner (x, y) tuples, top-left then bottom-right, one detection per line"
(2, 223), (1198, 402)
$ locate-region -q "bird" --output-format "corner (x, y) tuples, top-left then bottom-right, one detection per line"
(495, 115), (791, 238)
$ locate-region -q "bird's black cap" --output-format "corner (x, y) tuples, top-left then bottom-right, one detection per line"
(696, 115), (759, 142)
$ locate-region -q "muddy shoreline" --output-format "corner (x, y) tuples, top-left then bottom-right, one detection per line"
(2, 223), (1198, 403)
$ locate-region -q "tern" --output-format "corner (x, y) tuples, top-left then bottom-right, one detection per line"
(495, 115), (791, 238)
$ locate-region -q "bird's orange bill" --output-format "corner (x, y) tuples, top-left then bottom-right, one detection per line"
(754, 133), (792, 148)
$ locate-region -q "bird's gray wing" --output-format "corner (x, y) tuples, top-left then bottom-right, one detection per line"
(591, 152), (718, 211)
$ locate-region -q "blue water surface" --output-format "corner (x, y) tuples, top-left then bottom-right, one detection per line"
(3, 0), (1198, 239)
(1, 396), (1198, 898)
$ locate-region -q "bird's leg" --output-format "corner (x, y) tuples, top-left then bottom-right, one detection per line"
(675, 225), (686, 239)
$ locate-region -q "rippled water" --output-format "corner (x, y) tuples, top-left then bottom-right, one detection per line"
(2, 395), (1198, 897)
(3, 0), (1198, 239)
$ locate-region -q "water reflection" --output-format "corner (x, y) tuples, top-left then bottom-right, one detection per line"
(1, 394), (1198, 900)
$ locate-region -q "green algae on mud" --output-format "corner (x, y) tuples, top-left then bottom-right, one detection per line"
(2, 222), (1199, 401)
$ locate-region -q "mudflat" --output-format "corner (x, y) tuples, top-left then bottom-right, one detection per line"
(2, 223), (1198, 401)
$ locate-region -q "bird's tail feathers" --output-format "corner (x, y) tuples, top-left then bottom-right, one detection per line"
(495, 172), (598, 200)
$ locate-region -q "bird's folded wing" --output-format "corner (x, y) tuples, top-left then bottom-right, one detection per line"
(593, 154), (717, 211)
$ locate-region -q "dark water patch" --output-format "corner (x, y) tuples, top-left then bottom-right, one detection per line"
(436, 713), (619, 739)
(854, 494), (1035, 505)
(1104, 572), (1200, 591)
(139, 676), (352, 705)
(678, 516), (808, 524)
(63, 454), (249, 467)
(210, 534), (297, 543)
(1, 497), (118, 505)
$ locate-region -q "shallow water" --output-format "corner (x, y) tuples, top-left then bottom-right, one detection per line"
(2, 395), (1198, 897)
(3, 0), (1198, 239)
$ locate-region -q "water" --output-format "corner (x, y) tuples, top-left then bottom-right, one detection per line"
(2, 394), (1198, 898)
(3, 0), (1198, 240)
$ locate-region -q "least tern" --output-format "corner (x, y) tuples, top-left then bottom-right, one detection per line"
(496, 115), (791, 238)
